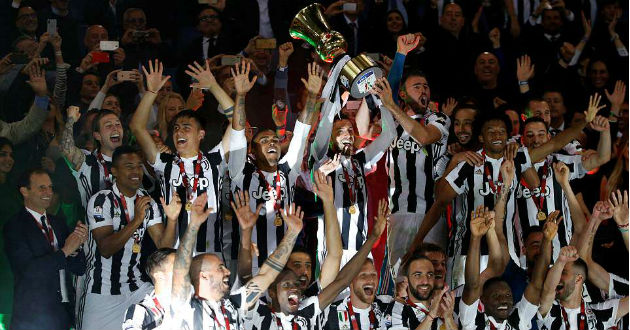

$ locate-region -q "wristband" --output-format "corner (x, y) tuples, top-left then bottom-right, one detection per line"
(147, 90), (157, 94)
(611, 33), (620, 42)
(620, 227), (629, 233)
(54, 51), (62, 56)
(518, 81), (529, 86)
(617, 222), (629, 228)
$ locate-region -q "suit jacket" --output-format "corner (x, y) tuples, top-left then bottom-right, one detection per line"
(4, 208), (86, 330)
(328, 14), (371, 57)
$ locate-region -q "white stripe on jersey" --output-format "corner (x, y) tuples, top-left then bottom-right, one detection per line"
(445, 148), (532, 265)
(152, 145), (225, 254)
(84, 184), (162, 295)
(515, 153), (586, 262)
(74, 149), (112, 208)
(387, 111), (450, 215)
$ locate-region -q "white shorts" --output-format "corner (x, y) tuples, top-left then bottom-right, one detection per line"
(79, 281), (153, 330)
(387, 212), (447, 268)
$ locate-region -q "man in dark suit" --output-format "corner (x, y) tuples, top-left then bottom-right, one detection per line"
(325, 0), (371, 57)
(4, 168), (87, 330)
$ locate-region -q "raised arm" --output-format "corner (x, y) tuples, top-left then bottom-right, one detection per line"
(89, 69), (122, 110)
(524, 212), (558, 304)
(582, 116), (611, 171)
(312, 170), (342, 289)
(387, 99), (443, 146)
(529, 93), (604, 163)
(241, 203), (303, 310)
(539, 246), (579, 317)
(130, 60), (170, 164)
(488, 160), (515, 271)
(462, 206), (493, 305)
(146, 194), (180, 249)
(298, 62), (324, 125)
(60, 106), (85, 171)
(0, 63), (49, 145)
(363, 78), (398, 166)
(317, 199), (388, 309)
(171, 193), (213, 304)
(576, 205), (610, 291)
(553, 162), (587, 241)
(230, 190), (262, 283)
(609, 190), (629, 250)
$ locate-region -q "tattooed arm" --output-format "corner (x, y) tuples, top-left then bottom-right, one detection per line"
(60, 106), (85, 171)
(240, 204), (303, 310)
(171, 193), (212, 304)
(298, 63), (323, 125)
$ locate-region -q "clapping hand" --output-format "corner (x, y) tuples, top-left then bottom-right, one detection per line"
(230, 190), (262, 232)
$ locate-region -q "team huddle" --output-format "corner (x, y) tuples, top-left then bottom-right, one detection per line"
(6, 31), (628, 330)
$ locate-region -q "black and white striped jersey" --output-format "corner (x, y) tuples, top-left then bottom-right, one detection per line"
(515, 154), (586, 262)
(390, 299), (448, 330)
(387, 111), (450, 215)
(459, 297), (538, 330)
(444, 148), (532, 265)
(536, 299), (620, 330)
(74, 149), (156, 208)
(243, 296), (320, 330)
(122, 290), (167, 330)
(84, 183), (161, 295)
(173, 286), (248, 330)
(319, 295), (394, 330)
(231, 121), (310, 271)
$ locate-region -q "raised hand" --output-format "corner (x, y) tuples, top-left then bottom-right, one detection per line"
(371, 198), (389, 239)
(589, 115), (610, 132)
(278, 42), (294, 67)
(160, 193), (182, 221)
(609, 190), (629, 226)
(142, 59), (171, 93)
(318, 153), (341, 175)
(133, 196), (153, 223)
(67, 105), (81, 123)
(50, 33), (62, 51)
(103, 69), (123, 90)
(429, 286), (449, 318)
(376, 55), (393, 75)
(438, 288), (455, 319)
(580, 11), (591, 39)
(591, 200), (613, 221)
(442, 97), (457, 116)
(543, 210), (561, 240)
(26, 61), (47, 97)
(191, 192), (213, 226)
(500, 159), (515, 190)
(470, 206), (493, 237)
(0, 53), (14, 75)
(370, 77), (396, 111)
(605, 80), (626, 112)
(312, 169), (334, 203)
(488, 28), (501, 48)
(559, 42), (576, 62)
(504, 142), (518, 160)
(186, 59), (218, 89)
(516, 55), (535, 82)
(557, 245), (578, 263)
(552, 161), (570, 186)
(230, 190), (262, 231)
(185, 88), (205, 111)
(396, 33), (420, 55)
(471, 6), (483, 33)
(584, 93), (606, 123)
(301, 62), (324, 95)
(453, 151), (484, 167)
(231, 60), (257, 95)
(280, 203), (304, 234)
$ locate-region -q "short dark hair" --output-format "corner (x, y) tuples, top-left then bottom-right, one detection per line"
(452, 103), (479, 120)
(401, 253), (432, 277)
(482, 277), (509, 294)
(145, 248), (177, 282)
(415, 243), (446, 257)
(572, 258), (588, 279)
(475, 112), (513, 139)
(523, 225), (543, 242)
(522, 117), (549, 134)
(0, 137), (14, 151)
(401, 69), (428, 91)
(171, 109), (206, 132)
(112, 145), (140, 167)
(17, 168), (48, 189)
(91, 109), (119, 134)
(291, 245), (311, 256)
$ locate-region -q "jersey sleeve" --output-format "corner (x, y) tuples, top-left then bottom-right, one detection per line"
(445, 161), (471, 195)
(508, 295), (538, 329)
(145, 199), (163, 228)
(152, 152), (172, 175)
(554, 154), (587, 180)
(590, 299), (621, 329)
(427, 112), (451, 140)
(458, 298), (480, 330)
(298, 296), (321, 324)
(87, 192), (113, 230)
(280, 120), (311, 172)
(607, 273), (629, 299)
(515, 147), (533, 173)
(227, 128), (247, 180)
(122, 304), (152, 330)
(228, 285), (248, 314)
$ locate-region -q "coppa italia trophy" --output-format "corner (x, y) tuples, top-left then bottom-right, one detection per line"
(289, 3), (382, 99)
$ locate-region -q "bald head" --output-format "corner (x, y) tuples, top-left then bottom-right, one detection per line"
(84, 25), (109, 51)
(190, 253), (231, 301)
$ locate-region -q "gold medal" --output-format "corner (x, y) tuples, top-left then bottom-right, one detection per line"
(537, 211), (547, 221)
(185, 201), (192, 211)
(274, 215), (283, 227)
(224, 212), (233, 221)
(132, 242), (141, 253)
(349, 205), (357, 214)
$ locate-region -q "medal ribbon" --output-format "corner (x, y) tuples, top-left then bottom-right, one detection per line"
(177, 152), (203, 202)
(406, 299), (430, 316)
(270, 307), (299, 330)
(481, 150), (503, 194)
(152, 296), (165, 317)
(520, 157), (549, 215)
(32, 214), (55, 248)
(117, 191), (142, 246)
(347, 301), (376, 330)
(341, 158), (359, 207)
(560, 300), (586, 330)
(256, 169), (283, 212)
(97, 151), (112, 188)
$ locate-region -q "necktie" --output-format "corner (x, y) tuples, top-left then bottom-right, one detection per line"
(349, 22), (358, 56)
(40, 215), (54, 247)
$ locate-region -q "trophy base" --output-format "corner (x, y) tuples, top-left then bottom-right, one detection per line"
(338, 54), (383, 99)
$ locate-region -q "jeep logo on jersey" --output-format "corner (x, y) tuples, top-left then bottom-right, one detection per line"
(391, 137), (422, 154)
(516, 185), (551, 199)
(170, 176), (211, 190)
(478, 181), (506, 196)
(252, 185), (288, 201)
